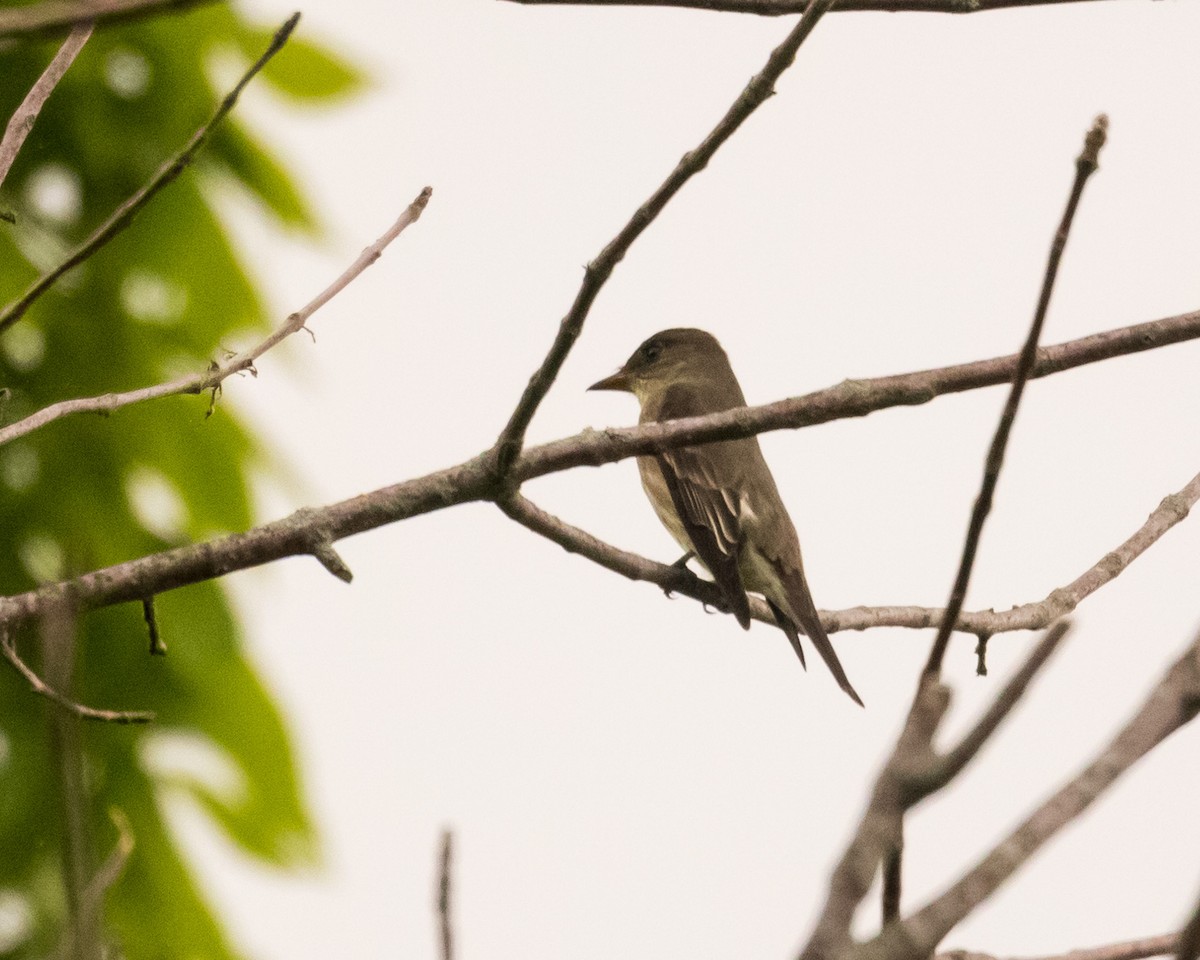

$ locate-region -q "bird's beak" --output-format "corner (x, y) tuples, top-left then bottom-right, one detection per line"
(588, 369), (632, 392)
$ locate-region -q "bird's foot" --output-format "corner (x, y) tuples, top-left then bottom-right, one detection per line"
(662, 552), (696, 598)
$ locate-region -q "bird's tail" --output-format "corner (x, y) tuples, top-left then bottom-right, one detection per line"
(775, 571), (864, 707)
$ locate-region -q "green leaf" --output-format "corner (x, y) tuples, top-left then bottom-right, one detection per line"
(237, 27), (366, 102)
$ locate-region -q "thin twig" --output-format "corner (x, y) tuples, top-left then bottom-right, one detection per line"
(0, 186), (432, 447)
(501, 460), (1199, 638)
(0, 22), (91, 189)
(928, 621), (1070, 788)
(0, 0), (215, 40)
(437, 830), (454, 960)
(0, 12), (301, 336)
(490, 0), (836, 477)
(501, 0), (1119, 11)
(938, 933), (1179, 960)
(142, 596), (165, 655)
(885, 114), (1107, 935)
(51, 809), (135, 960)
(924, 115), (1108, 679)
(863, 629), (1200, 960)
(1, 627), (154, 723)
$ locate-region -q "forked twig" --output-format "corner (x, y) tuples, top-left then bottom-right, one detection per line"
(0, 12), (301, 335)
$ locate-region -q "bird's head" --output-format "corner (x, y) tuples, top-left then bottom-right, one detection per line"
(588, 328), (738, 406)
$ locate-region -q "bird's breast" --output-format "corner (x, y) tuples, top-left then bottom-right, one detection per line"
(636, 455), (696, 557)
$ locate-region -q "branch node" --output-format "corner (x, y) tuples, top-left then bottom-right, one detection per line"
(311, 537), (353, 583)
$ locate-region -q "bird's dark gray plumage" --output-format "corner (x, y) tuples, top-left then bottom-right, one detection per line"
(590, 328), (863, 706)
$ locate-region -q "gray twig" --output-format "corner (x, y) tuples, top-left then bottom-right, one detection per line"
(0, 21), (91, 189)
(0, 187), (431, 447)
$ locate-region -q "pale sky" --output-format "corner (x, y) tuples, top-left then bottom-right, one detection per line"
(157, 1), (1200, 957)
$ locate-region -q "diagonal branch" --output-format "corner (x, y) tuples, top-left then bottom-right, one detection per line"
(0, 22), (91, 190)
(0, 186), (432, 447)
(924, 114), (1107, 679)
(500, 0), (1126, 15)
(0, 11), (300, 336)
(798, 622), (1070, 960)
(862, 628), (1200, 960)
(490, 0), (836, 476)
(0, 0), (216, 41)
(884, 112), (1106, 929)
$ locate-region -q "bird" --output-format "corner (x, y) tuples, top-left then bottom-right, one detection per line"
(589, 328), (862, 706)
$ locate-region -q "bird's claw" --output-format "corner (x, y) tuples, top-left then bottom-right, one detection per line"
(662, 551), (696, 598)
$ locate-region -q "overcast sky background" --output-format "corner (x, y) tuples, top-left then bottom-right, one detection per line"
(157, 1), (1200, 957)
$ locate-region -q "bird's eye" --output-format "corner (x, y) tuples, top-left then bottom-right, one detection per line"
(641, 343), (661, 363)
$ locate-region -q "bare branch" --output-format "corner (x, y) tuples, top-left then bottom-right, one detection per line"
(490, 0), (836, 476)
(799, 624), (1067, 960)
(927, 621), (1070, 791)
(861, 629), (1200, 960)
(0, 0), (216, 40)
(0, 186), (432, 447)
(1, 627), (154, 723)
(938, 933), (1179, 960)
(924, 115), (1107, 678)
(1, 362), (1197, 637)
(884, 114), (1107, 925)
(0, 12), (301, 336)
(500, 0), (1125, 15)
(514, 307), (1200, 482)
(437, 830), (455, 960)
(0, 22), (91, 189)
(505, 459), (1197, 641)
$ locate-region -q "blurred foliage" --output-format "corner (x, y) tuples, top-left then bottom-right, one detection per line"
(0, 4), (362, 957)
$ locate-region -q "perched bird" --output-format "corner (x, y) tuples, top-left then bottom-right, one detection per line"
(590, 328), (862, 706)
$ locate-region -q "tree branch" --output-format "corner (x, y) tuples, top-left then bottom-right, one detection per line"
(490, 0), (836, 476)
(1, 321), (1198, 635)
(0, 22), (91, 190)
(513, 306), (1200, 482)
(499, 0), (1125, 15)
(1, 627), (153, 723)
(938, 933), (1179, 960)
(503, 457), (1198, 640)
(0, 0), (216, 41)
(0, 11), (300, 336)
(0, 186), (432, 447)
(924, 114), (1107, 678)
(798, 623), (1069, 960)
(860, 628), (1200, 960)
(437, 830), (455, 960)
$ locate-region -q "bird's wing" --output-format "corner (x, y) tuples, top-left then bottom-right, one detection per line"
(652, 446), (752, 629)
